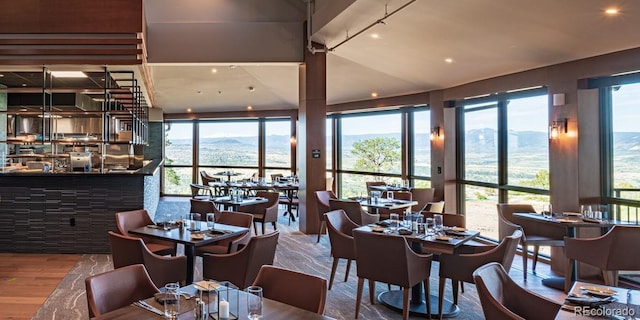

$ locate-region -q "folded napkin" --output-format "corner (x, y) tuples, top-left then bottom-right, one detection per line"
(565, 294), (614, 307)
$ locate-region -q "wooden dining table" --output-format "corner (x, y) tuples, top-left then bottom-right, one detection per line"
(212, 195), (268, 211)
(93, 282), (336, 320)
(129, 221), (250, 285)
(354, 224), (481, 318)
(555, 281), (639, 319)
(358, 198), (418, 214)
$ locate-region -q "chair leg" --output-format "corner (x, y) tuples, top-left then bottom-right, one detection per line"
(316, 221), (325, 243)
(460, 281), (464, 293)
(522, 245), (528, 280)
(329, 258), (339, 290)
(402, 287), (410, 320)
(423, 279), (432, 319)
(564, 258), (574, 293)
(272, 221), (277, 231)
(451, 279), (459, 305)
(253, 221), (258, 236)
(344, 259), (352, 282)
(261, 222), (266, 235)
(438, 277), (445, 320)
(355, 278), (364, 319)
(532, 245), (540, 271)
(368, 279), (376, 304)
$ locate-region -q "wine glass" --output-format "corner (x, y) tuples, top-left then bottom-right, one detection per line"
(206, 213), (215, 230)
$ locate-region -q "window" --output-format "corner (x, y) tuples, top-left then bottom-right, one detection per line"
(463, 102), (498, 184)
(164, 122), (193, 195)
(199, 121), (258, 167)
(411, 109), (431, 187)
(265, 120), (291, 169)
(610, 82), (640, 203)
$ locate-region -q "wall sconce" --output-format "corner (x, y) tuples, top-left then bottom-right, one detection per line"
(549, 118), (568, 139)
(290, 136), (297, 145)
(552, 93), (566, 107)
(430, 126), (442, 141)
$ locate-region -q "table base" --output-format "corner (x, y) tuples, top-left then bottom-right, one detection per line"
(378, 290), (460, 318)
(542, 277), (565, 291)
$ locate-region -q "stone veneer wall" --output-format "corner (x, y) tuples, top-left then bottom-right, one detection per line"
(145, 121), (163, 161)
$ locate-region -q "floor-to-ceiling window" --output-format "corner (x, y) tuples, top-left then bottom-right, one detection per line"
(410, 109), (431, 188)
(264, 119), (292, 179)
(459, 88), (549, 240)
(198, 120), (259, 181)
(164, 121), (194, 194)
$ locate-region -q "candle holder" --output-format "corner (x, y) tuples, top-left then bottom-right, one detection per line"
(210, 281), (238, 320)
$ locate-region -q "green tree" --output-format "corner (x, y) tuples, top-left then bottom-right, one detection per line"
(351, 137), (401, 174)
(521, 169), (549, 189)
(164, 132), (180, 186)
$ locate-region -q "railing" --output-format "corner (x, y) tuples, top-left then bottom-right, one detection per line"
(607, 188), (640, 223)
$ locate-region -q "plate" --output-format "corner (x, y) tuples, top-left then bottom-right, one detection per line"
(190, 233), (205, 240)
(370, 226), (385, 232)
(580, 286), (617, 297)
(563, 212), (582, 217)
(193, 280), (220, 291)
(435, 235), (452, 241)
(451, 226), (466, 232)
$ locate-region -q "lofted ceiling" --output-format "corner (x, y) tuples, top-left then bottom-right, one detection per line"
(143, 0), (640, 114)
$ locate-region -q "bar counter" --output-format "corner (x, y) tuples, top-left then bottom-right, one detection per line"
(0, 159), (163, 254)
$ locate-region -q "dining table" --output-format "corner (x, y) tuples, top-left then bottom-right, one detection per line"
(212, 195), (268, 212)
(129, 221), (250, 285)
(556, 280), (640, 319)
(513, 212), (638, 290)
(358, 198), (418, 214)
(214, 171), (242, 182)
(273, 183), (299, 223)
(92, 282), (336, 320)
(354, 223), (481, 318)
(369, 184), (412, 193)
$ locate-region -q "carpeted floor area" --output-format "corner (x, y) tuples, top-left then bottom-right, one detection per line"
(32, 198), (538, 319)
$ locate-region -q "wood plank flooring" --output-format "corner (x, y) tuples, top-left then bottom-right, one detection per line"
(0, 253), (80, 320)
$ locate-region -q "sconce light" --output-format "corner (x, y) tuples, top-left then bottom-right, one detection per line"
(549, 118), (568, 139)
(290, 136), (297, 145)
(553, 93), (566, 107)
(430, 126), (442, 141)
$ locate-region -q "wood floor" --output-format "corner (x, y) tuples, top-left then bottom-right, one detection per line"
(0, 253), (80, 320)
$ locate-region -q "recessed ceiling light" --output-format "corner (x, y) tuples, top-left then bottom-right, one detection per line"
(211, 68), (218, 73)
(247, 105), (253, 110)
(248, 86), (255, 92)
(50, 71), (87, 78)
(196, 90), (202, 94)
(371, 33), (380, 39)
(445, 58), (454, 63)
(0, 74), (4, 77)
(371, 92), (378, 98)
(229, 65), (236, 69)
(187, 108), (192, 113)
(22, 83), (27, 86)
(605, 7), (619, 15)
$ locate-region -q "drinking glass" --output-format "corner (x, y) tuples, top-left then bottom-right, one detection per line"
(164, 213), (172, 231)
(433, 214), (444, 234)
(190, 213), (201, 231)
(542, 204), (553, 219)
(206, 213), (215, 230)
(246, 286), (263, 320)
(164, 282), (180, 319)
(414, 215), (424, 233)
(425, 217), (435, 235)
(389, 213), (400, 231)
(386, 191), (394, 200)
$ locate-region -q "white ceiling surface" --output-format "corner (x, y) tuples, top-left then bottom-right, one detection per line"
(143, 0), (640, 114)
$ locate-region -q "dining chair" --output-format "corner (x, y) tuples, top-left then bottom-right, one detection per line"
(329, 198), (379, 225)
(253, 265), (328, 314)
(365, 181), (387, 195)
(195, 211), (253, 255)
(189, 198), (221, 221)
(324, 209), (358, 290)
(190, 183), (214, 200)
(114, 209), (176, 256)
(202, 230), (279, 289)
(497, 203), (565, 279)
(564, 225), (640, 292)
(410, 188), (436, 212)
(315, 190), (337, 243)
(85, 264), (160, 318)
(473, 262), (561, 320)
(437, 230), (522, 320)
(239, 191), (279, 235)
(108, 231), (187, 287)
(200, 170), (220, 186)
(353, 229), (433, 320)
(326, 176), (334, 191)
(422, 201), (445, 214)
(270, 173), (283, 182)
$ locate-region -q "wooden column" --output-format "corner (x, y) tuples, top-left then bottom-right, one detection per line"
(297, 42), (326, 234)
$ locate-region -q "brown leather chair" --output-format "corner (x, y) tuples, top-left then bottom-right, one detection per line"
(252, 265), (328, 314)
(324, 209), (358, 290)
(85, 264), (160, 318)
(411, 188), (436, 212)
(200, 170), (220, 185)
(437, 230), (522, 320)
(114, 209), (176, 256)
(473, 262), (561, 320)
(353, 230), (433, 320)
(315, 190), (337, 243)
(190, 183), (214, 200)
(239, 191), (279, 235)
(329, 198), (379, 225)
(423, 201), (445, 214)
(365, 181), (386, 194)
(202, 230), (279, 289)
(270, 173), (283, 182)
(377, 191), (412, 220)
(108, 231), (187, 287)
(195, 211), (253, 255)
(497, 203), (565, 279)
(564, 225), (640, 291)
(190, 198), (221, 221)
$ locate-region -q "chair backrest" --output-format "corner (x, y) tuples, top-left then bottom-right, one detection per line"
(315, 190), (337, 221)
(108, 231), (187, 287)
(85, 264), (160, 318)
(592, 225), (640, 270)
(411, 188), (436, 212)
(326, 176), (334, 191)
(115, 209), (153, 236)
(365, 181), (386, 194)
(253, 265), (328, 314)
(423, 201), (445, 214)
(200, 171), (219, 185)
(215, 211), (254, 252)
(271, 173), (283, 182)
(422, 212), (466, 228)
(473, 262), (561, 320)
(329, 198), (364, 225)
(190, 183), (212, 199)
(190, 199), (220, 220)
(202, 230), (279, 289)
(252, 191), (280, 213)
(324, 210), (358, 259)
(497, 203), (565, 240)
(353, 229), (430, 287)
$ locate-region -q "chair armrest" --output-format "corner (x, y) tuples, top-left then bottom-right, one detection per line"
(142, 250), (187, 286)
(360, 210), (380, 225)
